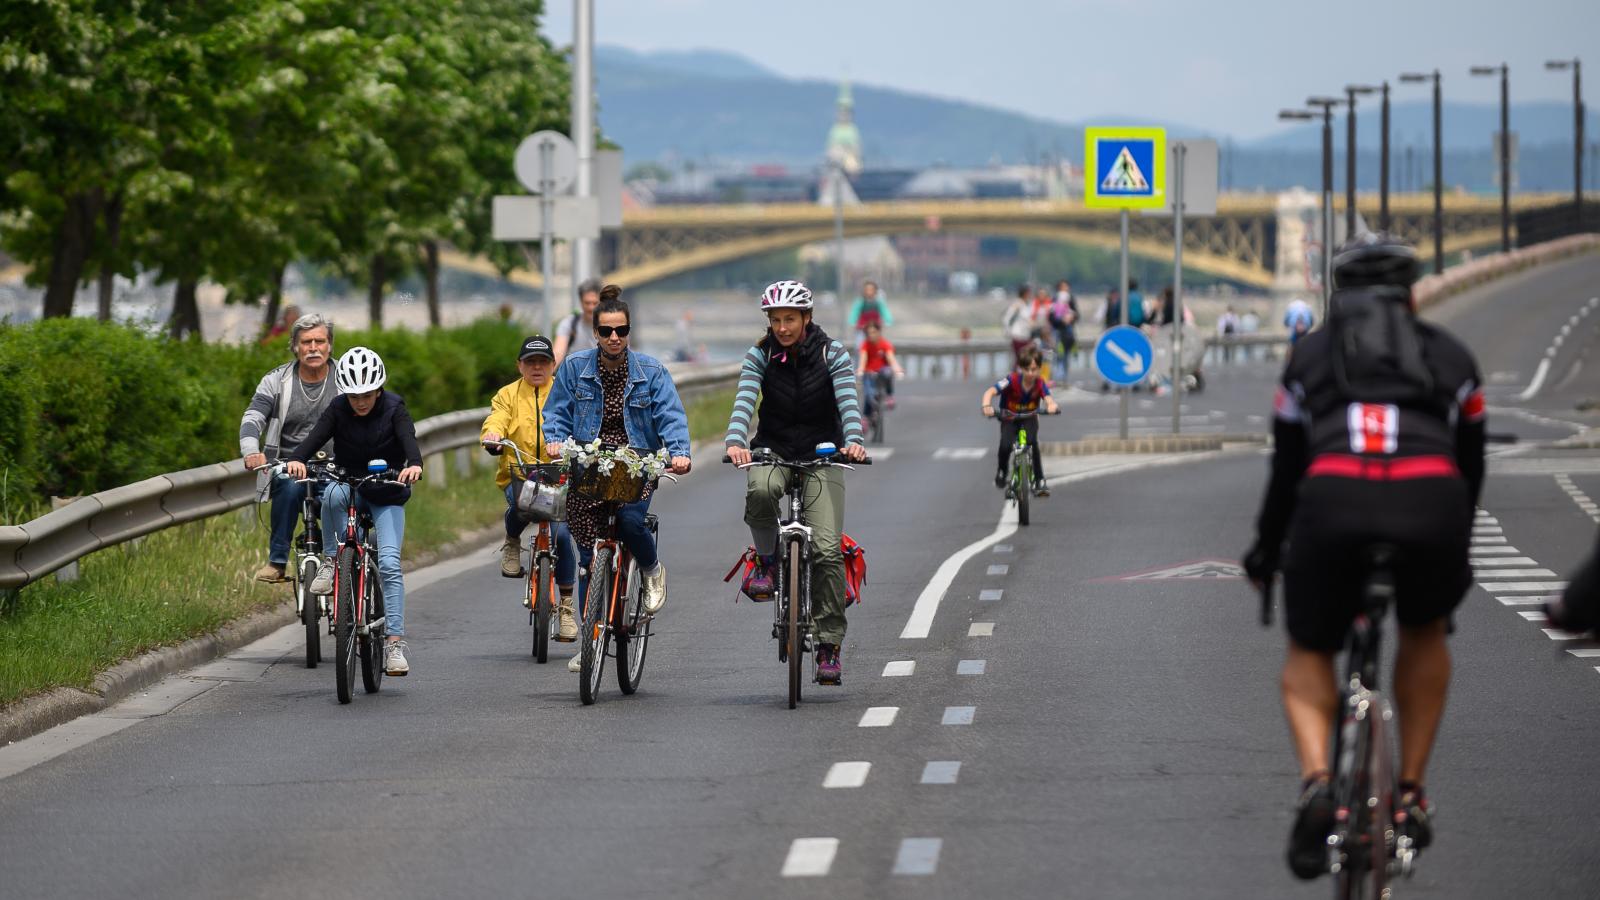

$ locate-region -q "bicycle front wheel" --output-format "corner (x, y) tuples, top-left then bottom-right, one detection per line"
(1016, 452), (1031, 526)
(531, 554), (552, 664)
(580, 548), (612, 705)
(360, 559), (385, 694)
(334, 547), (357, 704)
(298, 555), (321, 669)
(787, 539), (803, 710)
(617, 557), (648, 695)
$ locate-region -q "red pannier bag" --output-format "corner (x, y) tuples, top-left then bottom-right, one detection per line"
(722, 535), (868, 606)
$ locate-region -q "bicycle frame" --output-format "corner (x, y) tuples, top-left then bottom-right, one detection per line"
(329, 472), (394, 637)
(775, 484), (817, 662)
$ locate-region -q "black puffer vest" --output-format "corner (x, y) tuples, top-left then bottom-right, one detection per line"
(753, 325), (844, 459)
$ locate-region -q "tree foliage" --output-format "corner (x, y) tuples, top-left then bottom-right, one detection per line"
(0, 0), (569, 325)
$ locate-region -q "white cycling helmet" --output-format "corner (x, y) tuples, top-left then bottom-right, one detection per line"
(335, 346), (387, 393)
(761, 280), (813, 311)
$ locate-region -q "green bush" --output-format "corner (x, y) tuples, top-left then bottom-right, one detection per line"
(0, 316), (523, 520)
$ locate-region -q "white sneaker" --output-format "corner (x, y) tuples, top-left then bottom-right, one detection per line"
(641, 563), (667, 614)
(384, 641), (410, 676)
(309, 562), (335, 596)
(568, 653), (582, 673)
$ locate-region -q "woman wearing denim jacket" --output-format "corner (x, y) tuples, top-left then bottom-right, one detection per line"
(543, 285), (692, 670)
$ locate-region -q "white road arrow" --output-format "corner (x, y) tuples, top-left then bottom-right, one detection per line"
(1106, 340), (1145, 375)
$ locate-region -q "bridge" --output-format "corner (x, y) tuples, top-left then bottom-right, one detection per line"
(444, 192), (1572, 292)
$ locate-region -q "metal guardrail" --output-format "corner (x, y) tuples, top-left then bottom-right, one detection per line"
(892, 332), (1291, 380)
(0, 408), (492, 591)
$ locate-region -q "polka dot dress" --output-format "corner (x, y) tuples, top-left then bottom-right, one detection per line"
(567, 359), (649, 551)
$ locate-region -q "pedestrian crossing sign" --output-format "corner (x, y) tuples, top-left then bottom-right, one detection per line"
(1083, 127), (1166, 209)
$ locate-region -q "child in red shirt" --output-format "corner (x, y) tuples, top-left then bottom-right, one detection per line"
(856, 322), (905, 417)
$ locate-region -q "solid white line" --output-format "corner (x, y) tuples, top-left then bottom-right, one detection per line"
(1517, 357), (1552, 401)
(900, 507), (1016, 639)
(823, 761), (871, 789)
(881, 660), (916, 677)
(859, 707), (899, 727)
(782, 838), (839, 877)
(968, 622), (995, 636)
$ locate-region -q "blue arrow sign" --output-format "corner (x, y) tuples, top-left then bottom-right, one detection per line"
(1094, 326), (1154, 387)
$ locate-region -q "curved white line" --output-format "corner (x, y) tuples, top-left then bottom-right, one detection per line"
(1517, 358), (1552, 401)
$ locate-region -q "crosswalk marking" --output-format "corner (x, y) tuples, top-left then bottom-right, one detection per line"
(932, 447), (986, 460)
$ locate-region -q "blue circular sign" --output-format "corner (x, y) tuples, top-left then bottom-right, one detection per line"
(1094, 326), (1154, 386)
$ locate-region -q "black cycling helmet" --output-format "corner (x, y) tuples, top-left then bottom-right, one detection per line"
(1332, 231), (1421, 290)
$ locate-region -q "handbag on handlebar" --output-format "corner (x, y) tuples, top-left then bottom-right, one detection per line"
(515, 475), (568, 522)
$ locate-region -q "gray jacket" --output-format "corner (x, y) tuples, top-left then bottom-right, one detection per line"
(240, 362), (341, 493)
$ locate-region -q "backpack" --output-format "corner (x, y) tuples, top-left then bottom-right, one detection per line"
(723, 535), (867, 605)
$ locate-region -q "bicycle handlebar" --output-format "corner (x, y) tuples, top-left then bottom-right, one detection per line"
(989, 408), (1060, 421)
(722, 451), (872, 467)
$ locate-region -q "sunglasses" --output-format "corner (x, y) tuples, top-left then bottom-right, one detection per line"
(596, 324), (631, 338)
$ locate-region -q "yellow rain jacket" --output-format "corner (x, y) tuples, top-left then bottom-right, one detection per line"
(480, 378), (557, 489)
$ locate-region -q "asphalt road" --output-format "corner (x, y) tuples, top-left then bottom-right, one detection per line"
(3, 260), (1600, 898)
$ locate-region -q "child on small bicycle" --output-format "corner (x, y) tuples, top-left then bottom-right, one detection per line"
(726, 280), (867, 685)
(856, 321), (904, 420)
(285, 347), (423, 676)
(481, 334), (580, 640)
(981, 345), (1059, 496)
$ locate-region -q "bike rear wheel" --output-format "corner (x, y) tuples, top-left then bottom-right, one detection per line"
(617, 558), (649, 695)
(787, 539), (803, 710)
(298, 555), (321, 668)
(360, 558), (385, 694)
(1333, 708), (1381, 899)
(531, 554), (552, 664)
(579, 548), (612, 705)
(334, 547), (357, 704)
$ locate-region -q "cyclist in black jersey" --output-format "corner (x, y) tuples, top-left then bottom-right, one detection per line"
(1242, 233), (1487, 880)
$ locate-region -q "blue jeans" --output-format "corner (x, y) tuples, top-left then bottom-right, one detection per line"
(323, 483), (407, 637)
(503, 483), (578, 587)
(576, 497), (656, 613)
(860, 370), (893, 417)
(268, 475), (337, 566)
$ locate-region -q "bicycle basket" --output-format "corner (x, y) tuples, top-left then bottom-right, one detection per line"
(515, 477), (568, 522)
(569, 461), (649, 503)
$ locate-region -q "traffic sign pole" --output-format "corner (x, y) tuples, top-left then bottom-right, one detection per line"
(1119, 208), (1129, 439)
(540, 140), (555, 321)
(1171, 142), (1186, 435)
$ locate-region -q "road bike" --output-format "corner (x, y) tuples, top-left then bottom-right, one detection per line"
(860, 369), (892, 445)
(1261, 545), (1416, 898)
(570, 445), (677, 706)
(990, 408), (1057, 527)
(484, 438), (569, 664)
(327, 462), (404, 704)
(267, 454), (337, 668)
(725, 444), (869, 709)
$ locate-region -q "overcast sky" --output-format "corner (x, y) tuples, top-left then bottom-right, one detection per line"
(540, 0), (1595, 140)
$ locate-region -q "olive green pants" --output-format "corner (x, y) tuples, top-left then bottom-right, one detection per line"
(745, 466), (848, 646)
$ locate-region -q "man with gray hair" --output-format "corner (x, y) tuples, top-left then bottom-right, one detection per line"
(240, 313), (341, 582)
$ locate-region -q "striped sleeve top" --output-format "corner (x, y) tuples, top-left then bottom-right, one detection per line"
(725, 339), (864, 448)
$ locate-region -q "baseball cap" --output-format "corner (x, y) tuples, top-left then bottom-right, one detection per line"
(518, 335), (554, 360)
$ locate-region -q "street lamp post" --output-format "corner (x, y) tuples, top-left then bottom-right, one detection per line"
(1379, 81), (1392, 230)
(1546, 58), (1583, 230)
(1344, 84), (1377, 237)
(1285, 100), (1339, 313)
(1471, 64), (1511, 251)
(1400, 70), (1445, 273)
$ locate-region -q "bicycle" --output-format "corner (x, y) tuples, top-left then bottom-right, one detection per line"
(266, 454), (337, 669)
(860, 369), (892, 445)
(989, 408), (1057, 527)
(326, 462), (405, 704)
(569, 445), (678, 706)
(483, 438), (569, 664)
(724, 444), (870, 709)
(1261, 545), (1416, 898)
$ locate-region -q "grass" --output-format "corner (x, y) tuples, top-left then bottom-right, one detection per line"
(685, 387), (736, 447)
(0, 464), (503, 708)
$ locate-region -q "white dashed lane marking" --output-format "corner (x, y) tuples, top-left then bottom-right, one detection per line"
(986, 564), (1009, 576)
(881, 660), (915, 677)
(1470, 557), (1539, 566)
(1474, 568), (1560, 578)
(933, 447), (986, 460)
(823, 762), (871, 789)
(920, 761), (962, 784)
(892, 838), (943, 876)
(968, 622), (995, 637)
(1497, 595), (1556, 606)
(957, 659), (987, 675)
(782, 838), (839, 877)
(942, 706), (976, 725)
(1568, 649), (1600, 658)
(858, 707), (899, 727)
(979, 589), (1004, 601)
(1470, 546), (1523, 555)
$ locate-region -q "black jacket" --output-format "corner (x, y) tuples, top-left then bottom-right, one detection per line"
(753, 325), (845, 460)
(288, 390), (422, 505)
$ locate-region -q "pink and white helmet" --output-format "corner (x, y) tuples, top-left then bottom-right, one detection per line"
(760, 280), (813, 311)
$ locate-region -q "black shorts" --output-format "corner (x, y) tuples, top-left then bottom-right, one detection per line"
(1282, 476), (1473, 653)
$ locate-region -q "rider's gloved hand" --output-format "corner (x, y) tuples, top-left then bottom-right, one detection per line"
(1242, 540), (1279, 588)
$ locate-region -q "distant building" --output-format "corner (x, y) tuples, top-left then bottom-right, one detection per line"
(825, 80), (863, 176)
